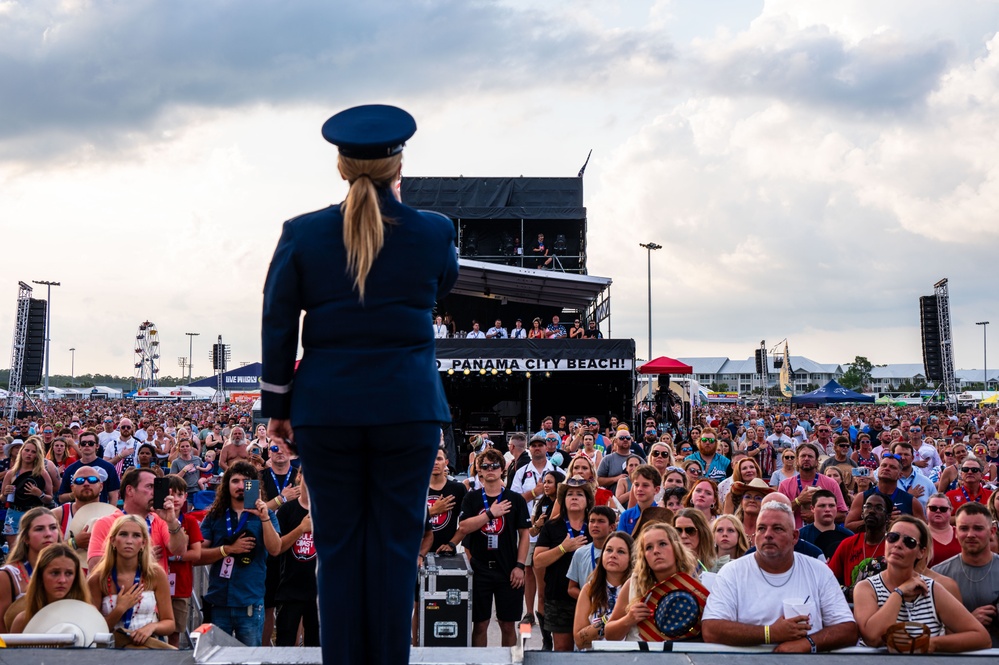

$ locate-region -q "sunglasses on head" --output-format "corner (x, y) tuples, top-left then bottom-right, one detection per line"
(72, 476), (100, 485)
(677, 526), (698, 536)
(881, 453), (902, 461)
(479, 462), (502, 471)
(885, 531), (919, 549)
(565, 476), (589, 488)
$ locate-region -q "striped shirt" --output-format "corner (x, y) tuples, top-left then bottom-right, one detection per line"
(866, 573), (943, 639)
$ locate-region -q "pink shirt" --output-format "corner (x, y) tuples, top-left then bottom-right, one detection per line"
(778, 473), (849, 528)
(87, 509), (173, 573)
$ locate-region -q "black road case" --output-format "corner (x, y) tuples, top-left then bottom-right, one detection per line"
(418, 552), (473, 647)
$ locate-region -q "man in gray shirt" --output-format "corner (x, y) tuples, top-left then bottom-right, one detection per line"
(932, 502), (999, 647)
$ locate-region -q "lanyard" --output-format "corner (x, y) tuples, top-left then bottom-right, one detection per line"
(796, 474), (818, 494)
(898, 472), (916, 491)
(22, 561), (32, 578)
(121, 509), (153, 531)
(565, 517), (586, 539)
(270, 469), (292, 494)
(481, 488), (503, 515)
(961, 486), (982, 504)
(110, 566), (143, 628)
(590, 544), (598, 569)
(226, 509), (249, 538)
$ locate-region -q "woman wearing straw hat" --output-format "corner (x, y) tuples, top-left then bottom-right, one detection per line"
(261, 104), (457, 665)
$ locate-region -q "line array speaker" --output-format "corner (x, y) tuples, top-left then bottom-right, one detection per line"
(920, 296), (943, 382)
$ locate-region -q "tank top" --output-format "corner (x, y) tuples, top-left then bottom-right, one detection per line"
(866, 573), (943, 638)
(864, 485), (914, 516)
(101, 590), (159, 631)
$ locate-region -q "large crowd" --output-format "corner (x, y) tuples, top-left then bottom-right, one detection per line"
(0, 399), (311, 648)
(438, 406), (999, 653)
(1, 399), (998, 653)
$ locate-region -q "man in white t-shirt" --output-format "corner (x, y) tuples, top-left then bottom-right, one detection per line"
(702, 502), (858, 652)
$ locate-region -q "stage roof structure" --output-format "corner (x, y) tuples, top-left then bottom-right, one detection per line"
(453, 259), (611, 311)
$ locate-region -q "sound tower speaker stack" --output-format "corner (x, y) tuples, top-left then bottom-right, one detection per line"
(920, 296), (943, 382)
(23, 298), (47, 386)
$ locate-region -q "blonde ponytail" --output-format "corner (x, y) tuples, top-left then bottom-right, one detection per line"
(339, 153), (402, 302)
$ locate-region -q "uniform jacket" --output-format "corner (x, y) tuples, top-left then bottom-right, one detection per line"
(261, 189), (458, 426)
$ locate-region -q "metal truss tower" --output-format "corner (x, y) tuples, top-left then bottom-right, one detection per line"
(934, 278), (958, 403)
(6, 282), (32, 420)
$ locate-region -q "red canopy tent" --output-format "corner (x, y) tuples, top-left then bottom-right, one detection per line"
(637, 356), (693, 375)
(636, 356), (694, 436)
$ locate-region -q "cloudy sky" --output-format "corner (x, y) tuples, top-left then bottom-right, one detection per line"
(2, 0), (997, 380)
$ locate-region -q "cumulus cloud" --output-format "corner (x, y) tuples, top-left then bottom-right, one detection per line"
(0, 0), (673, 161)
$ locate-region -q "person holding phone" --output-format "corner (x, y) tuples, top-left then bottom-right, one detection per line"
(198, 462), (281, 646)
(261, 104), (457, 665)
(86, 468), (187, 575)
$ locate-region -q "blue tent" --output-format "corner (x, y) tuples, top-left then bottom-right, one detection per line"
(791, 379), (874, 404)
(187, 362), (262, 391)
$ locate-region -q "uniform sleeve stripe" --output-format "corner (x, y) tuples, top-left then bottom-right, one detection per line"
(260, 379), (293, 394)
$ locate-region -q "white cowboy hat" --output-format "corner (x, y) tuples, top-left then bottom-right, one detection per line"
(23, 599), (109, 647)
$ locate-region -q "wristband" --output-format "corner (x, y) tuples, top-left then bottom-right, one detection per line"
(485, 509), (495, 520)
(558, 544), (567, 555)
(514, 562), (526, 570)
(219, 546), (228, 558)
(764, 624), (770, 644)
(893, 587), (905, 601)
(805, 635), (817, 653)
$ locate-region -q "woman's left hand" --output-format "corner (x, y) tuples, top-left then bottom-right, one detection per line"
(129, 623), (157, 645)
(25, 483), (43, 497)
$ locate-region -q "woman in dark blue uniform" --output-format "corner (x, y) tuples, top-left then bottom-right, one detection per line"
(261, 104), (457, 664)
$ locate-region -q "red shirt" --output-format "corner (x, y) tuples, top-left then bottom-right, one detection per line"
(929, 527), (962, 567)
(946, 486), (993, 512)
(827, 531), (886, 586)
(168, 512), (205, 598)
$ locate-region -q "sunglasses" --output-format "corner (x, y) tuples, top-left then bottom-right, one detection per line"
(944, 451), (954, 457)
(679, 447), (693, 454)
(837, 444), (850, 448)
(909, 428), (921, 433)
(677, 526), (698, 536)
(927, 505), (950, 513)
(687, 468), (702, 476)
(618, 436), (632, 441)
(881, 453), (902, 461)
(699, 438), (716, 443)
(885, 531), (920, 549)
(783, 455), (795, 461)
(650, 450), (670, 458)
(72, 476), (101, 485)
(42, 430), (54, 434)
(79, 441), (97, 447)
(565, 476), (589, 488)
(103, 420), (113, 424)
(961, 466), (982, 474)
(269, 445), (281, 453)
(479, 462), (502, 471)
(665, 466), (685, 474)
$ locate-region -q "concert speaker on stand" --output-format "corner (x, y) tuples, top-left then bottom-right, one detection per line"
(23, 298), (47, 386)
(919, 296), (943, 382)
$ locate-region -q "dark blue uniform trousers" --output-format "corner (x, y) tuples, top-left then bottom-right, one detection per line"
(296, 422), (439, 664)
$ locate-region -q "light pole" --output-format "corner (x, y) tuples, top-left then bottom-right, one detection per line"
(639, 242), (662, 401)
(31, 280), (60, 401)
(977, 321), (989, 391)
(185, 332), (200, 382)
(69, 347), (75, 386)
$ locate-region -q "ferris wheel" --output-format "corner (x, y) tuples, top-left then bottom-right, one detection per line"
(134, 320), (161, 390)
